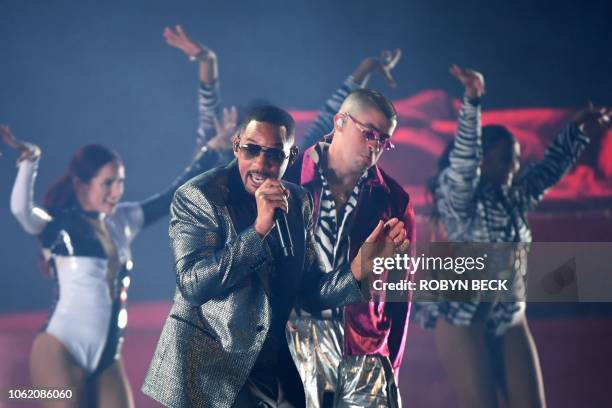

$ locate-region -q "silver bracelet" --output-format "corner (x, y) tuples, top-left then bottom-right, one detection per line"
(192, 143), (209, 164)
(189, 48), (212, 63)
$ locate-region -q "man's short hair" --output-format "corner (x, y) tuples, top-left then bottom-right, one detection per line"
(237, 105), (295, 143)
(340, 89), (397, 122)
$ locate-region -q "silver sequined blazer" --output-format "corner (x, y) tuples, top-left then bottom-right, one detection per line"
(142, 161), (362, 407)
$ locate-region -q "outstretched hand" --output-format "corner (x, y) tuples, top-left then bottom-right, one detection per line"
(354, 48), (402, 88)
(351, 218), (410, 281)
(372, 48), (402, 87)
(164, 25), (210, 59)
(574, 103), (612, 139)
(450, 64), (485, 100)
(195, 107), (238, 159)
(0, 124), (40, 165)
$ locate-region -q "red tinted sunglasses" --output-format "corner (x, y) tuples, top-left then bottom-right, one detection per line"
(345, 113), (395, 151)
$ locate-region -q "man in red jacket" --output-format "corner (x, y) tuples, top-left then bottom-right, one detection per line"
(286, 88), (415, 407)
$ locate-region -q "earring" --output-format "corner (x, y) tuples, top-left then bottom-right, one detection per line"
(289, 146), (299, 164)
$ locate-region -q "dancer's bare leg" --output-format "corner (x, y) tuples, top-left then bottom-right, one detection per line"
(30, 332), (87, 407)
(502, 317), (546, 408)
(434, 318), (498, 408)
(94, 357), (134, 408)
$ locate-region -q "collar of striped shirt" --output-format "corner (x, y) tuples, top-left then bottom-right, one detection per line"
(312, 142), (368, 270)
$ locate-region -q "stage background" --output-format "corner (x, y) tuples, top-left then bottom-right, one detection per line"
(1, 0), (611, 312)
(1, 0), (611, 406)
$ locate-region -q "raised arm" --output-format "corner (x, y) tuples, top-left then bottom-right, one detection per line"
(164, 24), (222, 142)
(2, 125), (52, 235)
(298, 49), (403, 151)
(436, 65), (485, 218)
(514, 105), (612, 209)
(138, 88), (236, 227)
(134, 27), (235, 230)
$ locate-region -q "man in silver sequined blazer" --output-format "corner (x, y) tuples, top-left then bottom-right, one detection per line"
(142, 105), (396, 407)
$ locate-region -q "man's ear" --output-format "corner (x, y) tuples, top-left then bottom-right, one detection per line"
(333, 113), (345, 131)
(232, 136), (240, 157)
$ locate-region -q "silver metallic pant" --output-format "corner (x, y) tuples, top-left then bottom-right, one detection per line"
(286, 316), (401, 408)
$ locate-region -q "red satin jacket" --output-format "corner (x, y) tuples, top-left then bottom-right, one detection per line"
(287, 140), (416, 379)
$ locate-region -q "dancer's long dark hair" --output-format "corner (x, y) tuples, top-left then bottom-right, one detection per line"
(40, 144), (122, 276)
(43, 144), (122, 212)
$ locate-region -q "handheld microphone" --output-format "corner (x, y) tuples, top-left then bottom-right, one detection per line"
(274, 208), (294, 257)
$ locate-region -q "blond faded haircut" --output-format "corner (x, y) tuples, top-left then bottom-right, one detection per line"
(339, 89), (397, 123)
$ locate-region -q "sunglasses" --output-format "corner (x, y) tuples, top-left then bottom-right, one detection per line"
(345, 113), (395, 151)
(236, 142), (297, 165)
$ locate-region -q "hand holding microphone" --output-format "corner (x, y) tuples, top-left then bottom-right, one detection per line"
(254, 179), (293, 257)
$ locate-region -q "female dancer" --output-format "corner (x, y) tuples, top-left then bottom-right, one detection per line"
(1, 120), (233, 407)
(418, 66), (610, 408)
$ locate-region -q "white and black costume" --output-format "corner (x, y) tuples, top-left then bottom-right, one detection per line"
(10, 149), (219, 375)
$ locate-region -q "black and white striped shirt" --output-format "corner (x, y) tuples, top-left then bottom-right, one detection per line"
(312, 144), (367, 273)
(197, 81), (222, 142)
(419, 98), (590, 335)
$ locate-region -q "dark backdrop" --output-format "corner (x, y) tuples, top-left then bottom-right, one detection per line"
(1, 0), (611, 313)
